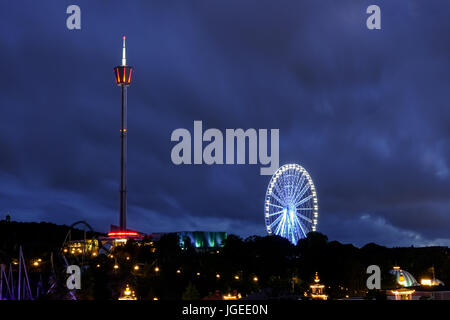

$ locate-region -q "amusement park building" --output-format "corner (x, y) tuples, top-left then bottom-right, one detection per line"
(149, 231), (227, 250)
(62, 229), (227, 256)
(386, 266), (450, 300)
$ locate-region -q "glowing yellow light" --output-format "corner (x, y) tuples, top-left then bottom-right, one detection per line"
(154, 267), (159, 272)
(96, 264), (100, 268)
(118, 284), (137, 300)
(134, 265), (140, 271)
(33, 261), (39, 266)
(391, 289), (415, 295)
(253, 276), (259, 282)
(92, 252), (97, 257)
(216, 273), (221, 279)
(126, 256), (130, 260)
(115, 70), (120, 84)
(63, 249), (68, 253)
(176, 269), (181, 274)
(234, 275), (240, 280)
(310, 284), (325, 289)
(196, 272), (201, 276)
(314, 272), (320, 283)
(153, 297), (159, 300)
(37, 259), (42, 262)
(114, 264), (119, 270)
(398, 274), (406, 285)
(421, 279), (436, 286)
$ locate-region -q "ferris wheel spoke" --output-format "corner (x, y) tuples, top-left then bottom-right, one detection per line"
(297, 213), (312, 223)
(294, 194), (313, 207)
(292, 182), (310, 205)
(292, 219), (303, 243)
(290, 173), (306, 203)
(289, 172), (305, 197)
(270, 192), (285, 206)
(274, 177), (288, 203)
(274, 185), (288, 206)
(292, 184), (309, 206)
(289, 225), (296, 244)
(288, 215), (297, 240)
(294, 216), (307, 238)
(296, 207), (313, 211)
(288, 214), (298, 241)
(268, 203), (284, 210)
(268, 209), (284, 217)
(281, 214), (290, 237)
(280, 173), (293, 201)
(282, 172), (293, 201)
(270, 212), (285, 230)
(289, 172), (302, 202)
(273, 213), (286, 235)
(289, 214), (300, 239)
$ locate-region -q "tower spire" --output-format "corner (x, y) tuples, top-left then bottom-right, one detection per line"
(122, 36), (127, 66)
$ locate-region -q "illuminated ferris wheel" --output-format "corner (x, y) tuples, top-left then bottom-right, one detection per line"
(264, 164), (318, 245)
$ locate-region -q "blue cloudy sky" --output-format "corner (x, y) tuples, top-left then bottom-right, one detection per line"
(1, 0), (450, 247)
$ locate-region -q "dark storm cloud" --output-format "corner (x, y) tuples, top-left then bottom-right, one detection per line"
(1, 0), (449, 246)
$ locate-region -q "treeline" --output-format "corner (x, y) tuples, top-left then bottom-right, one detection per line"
(0, 220), (449, 300)
(72, 232), (450, 300)
(0, 220), (101, 262)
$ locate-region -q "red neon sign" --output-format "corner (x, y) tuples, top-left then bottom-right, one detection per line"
(107, 231), (139, 238)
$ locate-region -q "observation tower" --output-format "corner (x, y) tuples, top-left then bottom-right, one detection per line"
(113, 36), (133, 231)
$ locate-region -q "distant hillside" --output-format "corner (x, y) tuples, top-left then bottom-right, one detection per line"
(0, 219), (449, 288)
(0, 219), (103, 261)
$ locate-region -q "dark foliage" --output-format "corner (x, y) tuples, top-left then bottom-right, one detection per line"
(0, 221), (448, 300)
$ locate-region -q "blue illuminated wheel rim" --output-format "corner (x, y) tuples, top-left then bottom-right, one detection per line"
(264, 164), (318, 245)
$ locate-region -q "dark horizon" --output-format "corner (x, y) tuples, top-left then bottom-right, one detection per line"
(1, 1), (450, 248)
(2, 217), (449, 250)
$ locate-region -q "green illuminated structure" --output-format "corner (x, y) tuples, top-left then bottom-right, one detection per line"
(178, 231), (227, 249)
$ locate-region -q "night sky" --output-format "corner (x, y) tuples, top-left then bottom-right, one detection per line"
(1, 0), (450, 247)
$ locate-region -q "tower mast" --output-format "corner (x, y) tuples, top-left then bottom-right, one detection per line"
(114, 36), (133, 231)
